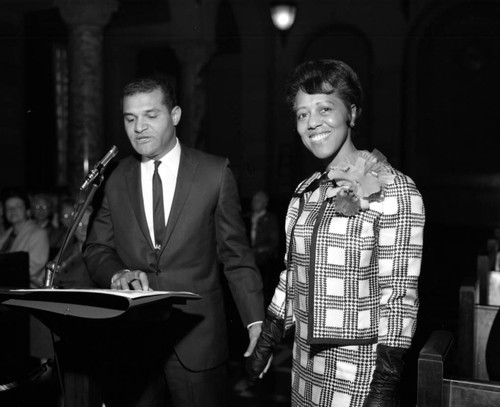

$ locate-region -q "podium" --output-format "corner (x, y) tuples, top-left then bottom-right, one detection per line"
(0, 288), (201, 407)
(0, 252), (30, 386)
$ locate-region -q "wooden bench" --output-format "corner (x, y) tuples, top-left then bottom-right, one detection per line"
(457, 254), (500, 380)
(418, 330), (500, 406)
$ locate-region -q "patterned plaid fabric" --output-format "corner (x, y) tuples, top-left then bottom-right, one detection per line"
(268, 159), (425, 406)
(292, 322), (377, 407)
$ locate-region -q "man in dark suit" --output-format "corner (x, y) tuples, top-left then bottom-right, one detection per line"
(83, 76), (264, 407)
(248, 190), (281, 306)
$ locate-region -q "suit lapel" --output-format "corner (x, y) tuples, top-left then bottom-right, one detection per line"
(125, 158), (155, 249)
(160, 146), (197, 252)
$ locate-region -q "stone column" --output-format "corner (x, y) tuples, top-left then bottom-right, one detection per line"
(171, 40), (214, 148)
(56, 0), (118, 194)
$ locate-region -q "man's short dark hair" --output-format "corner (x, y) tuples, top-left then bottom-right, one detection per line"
(122, 76), (177, 111)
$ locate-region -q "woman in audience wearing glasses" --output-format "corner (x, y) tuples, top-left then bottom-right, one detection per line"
(0, 187), (52, 363)
(0, 188), (49, 288)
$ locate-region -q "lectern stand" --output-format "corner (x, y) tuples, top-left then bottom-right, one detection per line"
(0, 288), (200, 407)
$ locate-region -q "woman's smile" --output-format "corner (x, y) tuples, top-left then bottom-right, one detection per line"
(308, 130), (331, 142)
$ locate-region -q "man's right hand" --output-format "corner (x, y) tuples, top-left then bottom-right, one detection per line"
(111, 269), (151, 291)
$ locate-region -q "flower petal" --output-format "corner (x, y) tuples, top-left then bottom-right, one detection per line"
(335, 189), (360, 216)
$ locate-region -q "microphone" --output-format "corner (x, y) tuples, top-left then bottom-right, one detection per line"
(80, 145), (119, 190)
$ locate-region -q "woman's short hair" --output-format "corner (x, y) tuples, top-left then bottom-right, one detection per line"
(285, 59), (364, 119)
(1, 187), (31, 210)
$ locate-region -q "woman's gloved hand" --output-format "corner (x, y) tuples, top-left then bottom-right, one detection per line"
(363, 344), (407, 407)
(245, 313), (284, 387)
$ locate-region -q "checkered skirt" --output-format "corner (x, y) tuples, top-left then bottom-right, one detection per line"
(287, 183), (378, 406)
(291, 331), (377, 406)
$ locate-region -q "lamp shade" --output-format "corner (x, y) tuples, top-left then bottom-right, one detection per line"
(270, 3), (297, 31)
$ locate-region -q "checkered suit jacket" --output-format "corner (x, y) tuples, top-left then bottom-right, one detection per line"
(269, 162), (425, 349)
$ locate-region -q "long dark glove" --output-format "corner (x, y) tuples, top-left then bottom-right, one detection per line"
(362, 344), (407, 407)
(245, 313), (284, 387)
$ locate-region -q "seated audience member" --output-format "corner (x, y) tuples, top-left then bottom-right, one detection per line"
(31, 192), (61, 255)
(53, 206), (97, 289)
(0, 188), (53, 362)
(0, 198), (7, 237)
(53, 197), (75, 247)
(0, 189), (49, 288)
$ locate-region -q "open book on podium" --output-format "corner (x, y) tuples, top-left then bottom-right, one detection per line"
(0, 288), (201, 320)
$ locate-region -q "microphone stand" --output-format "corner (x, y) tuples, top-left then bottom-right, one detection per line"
(43, 174), (104, 289)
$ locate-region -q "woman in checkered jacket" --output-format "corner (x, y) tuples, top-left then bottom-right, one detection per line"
(246, 59), (425, 407)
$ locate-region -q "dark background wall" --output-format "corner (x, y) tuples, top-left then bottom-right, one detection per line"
(1, 0), (498, 214)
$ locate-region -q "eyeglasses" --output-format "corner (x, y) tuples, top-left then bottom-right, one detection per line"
(34, 204), (49, 210)
(5, 205), (25, 212)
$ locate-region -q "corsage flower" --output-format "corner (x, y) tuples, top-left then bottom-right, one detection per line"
(324, 150), (396, 216)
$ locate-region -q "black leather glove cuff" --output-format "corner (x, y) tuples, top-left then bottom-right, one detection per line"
(245, 312), (284, 387)
(362, 344), (407, 407)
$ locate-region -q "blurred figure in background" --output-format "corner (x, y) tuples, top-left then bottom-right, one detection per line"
(53, 206), (97, 289)
(249, 190), (281, 307)
(0, 188), (49, 288)
(53, 197), (76, 250)
(0, 197), (7, 237)
(31, 193), (61, 256)
(31, 193), (61, 258)
(0, 188), (53, 363)
(58, 198), (75, 231)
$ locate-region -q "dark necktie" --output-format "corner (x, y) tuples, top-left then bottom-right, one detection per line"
(153, 160), (165, 249)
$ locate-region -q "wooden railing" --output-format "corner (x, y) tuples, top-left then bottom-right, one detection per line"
(418, 330), (500, 406)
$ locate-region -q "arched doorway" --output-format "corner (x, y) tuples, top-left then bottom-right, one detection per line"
(404, 1), (500, 227)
